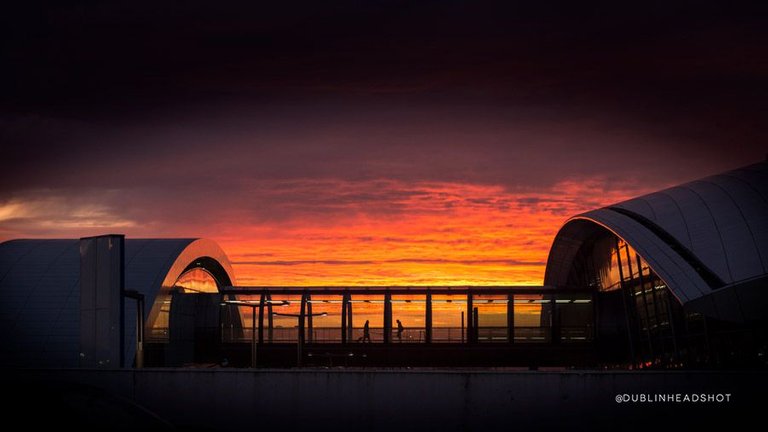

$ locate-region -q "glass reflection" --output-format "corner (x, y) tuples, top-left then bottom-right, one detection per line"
(473, 295), (507, 343)
(431, 295), (467, 342)
(513, 295), (549, 342)
(566, 232), (680, 367)
(149, 267), (221, 341)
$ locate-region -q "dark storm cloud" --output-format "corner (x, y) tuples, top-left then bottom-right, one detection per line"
(4, 1), (766, 114)
(1, 1), (767, 199)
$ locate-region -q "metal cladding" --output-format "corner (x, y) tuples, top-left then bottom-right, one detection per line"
(0, 238), (235, 367)
(545, 161), (768, 304)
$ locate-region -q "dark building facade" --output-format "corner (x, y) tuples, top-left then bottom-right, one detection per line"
(545, 161), (768, 368)
(0, 238), (235, 367)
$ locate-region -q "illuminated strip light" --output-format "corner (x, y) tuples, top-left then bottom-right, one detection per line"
(467, 298), (508, 303)
(221, 300), (260, 305)
(221, 300), (291, 306)
(306, 299), (430, 304)
(572, 299), (592, 304)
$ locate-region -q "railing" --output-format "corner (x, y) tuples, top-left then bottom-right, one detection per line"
(216, 325), (594, 344)
(431, 327), (466, 342)
(561, 326), (593, 342)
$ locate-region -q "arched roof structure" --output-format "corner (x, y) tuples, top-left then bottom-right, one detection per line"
(0, 238), (235, 367)
(545, 161), (768, 305)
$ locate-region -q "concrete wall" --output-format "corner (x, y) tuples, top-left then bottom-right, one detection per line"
(4, 369), (766, 431)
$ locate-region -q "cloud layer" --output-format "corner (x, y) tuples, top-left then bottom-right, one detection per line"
(1, 2), (764, 285)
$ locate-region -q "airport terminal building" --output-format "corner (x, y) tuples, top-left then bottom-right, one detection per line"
(545, 161), (768, 368)
(1, 162), (766, 369)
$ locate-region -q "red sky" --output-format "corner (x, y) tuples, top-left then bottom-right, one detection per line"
(1, 2), (765, 286)
(216, 179), (652, 286)
(0, 174), (659, 286)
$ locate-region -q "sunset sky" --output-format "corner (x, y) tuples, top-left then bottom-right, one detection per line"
(1, 2), (766, 286)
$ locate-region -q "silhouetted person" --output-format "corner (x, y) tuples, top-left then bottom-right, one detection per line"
(396, 319), (404, 342)
(361, 320), (371, 343)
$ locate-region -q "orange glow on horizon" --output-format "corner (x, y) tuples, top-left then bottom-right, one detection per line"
(0, 178), (656, 287)
(210, 179), (652, 287)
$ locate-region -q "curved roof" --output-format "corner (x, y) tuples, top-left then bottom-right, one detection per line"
(0, 238), (235, 367)
(545, 161), (768, 303)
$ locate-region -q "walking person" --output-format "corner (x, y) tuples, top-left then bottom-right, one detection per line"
(396, 319), (404, 342)
(361, 320), (371, 343)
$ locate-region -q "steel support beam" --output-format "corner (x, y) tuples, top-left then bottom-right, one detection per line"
(425, 292), (432, 344)
(383, 290), (392, 344)
(341, 291), (349, 344)
(467, 293), (474, 344)
(258, 290), (265, 344)
(507, 293), (514, 344)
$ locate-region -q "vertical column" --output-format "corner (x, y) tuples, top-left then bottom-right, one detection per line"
(466, 293), (474, 344)
(266, 293), (274, 343)
(425, 291), (433, 344)
(615, 239), (637, 367)
(347, 295), (354, 342)
(383, 290), (392, 343)
(507, 294), (514, 344)
(251, 306), (257, 368)
(627, 247), (654, 360)
(135, 293), (145, 368)
(591, 291), (598, 342)
(298, 291), (307, 366)
(550, 296), (560, 344)
(662, 280), (681, 363)
(640, 254), (667, 363)
(79, 234), (125, 369)
(341, 291), (349, 344)
(307, 293), (314, 343)
(258, 291), (265, 344)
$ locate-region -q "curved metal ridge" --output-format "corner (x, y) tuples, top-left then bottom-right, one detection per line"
(607, 206), (725, 289)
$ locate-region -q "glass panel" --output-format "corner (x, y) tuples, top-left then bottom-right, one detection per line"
(431, 295), (467, 342)
(556, 294), (593, 342)
(513, 294), (549, 343)
(227, 294), (260, 343)
(173, 268), (219, 293)
(391, 295), (426, 343)
(268, 295), (302, 342)
(307, 295), (342, 343)
(349, 294), (385, 343)
(597, 237), (622, 292)
(564, 227), (691, 367)
(149, 267), (221, 341)
(473, 294), (507, 343)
